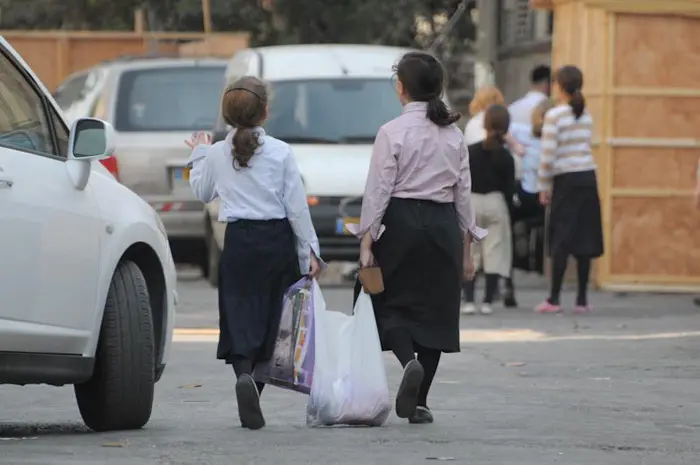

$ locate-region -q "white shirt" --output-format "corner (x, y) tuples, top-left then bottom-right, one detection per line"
(188, 128), (321, 273)
(464, 112), (487, 145)
(509, 122), (542, 194)
(509, 90), (547, 126)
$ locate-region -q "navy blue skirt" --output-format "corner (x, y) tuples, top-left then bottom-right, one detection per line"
(217, 219), (301, 364)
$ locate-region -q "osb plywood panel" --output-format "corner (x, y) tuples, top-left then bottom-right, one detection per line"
(583, 8), (608, 93)
(612, 147), (700, 189)
(613, 96), (700, 138)
(611, 197), (700, 276)
(585, 96), (605, 139)
(614, 14), (700, 88)
(551, 2), (581, 69)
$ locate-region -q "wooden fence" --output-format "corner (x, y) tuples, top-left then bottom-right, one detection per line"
(2, 30), (249, 91)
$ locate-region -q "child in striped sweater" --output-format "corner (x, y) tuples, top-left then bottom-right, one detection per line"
(535, 65), (604, 314)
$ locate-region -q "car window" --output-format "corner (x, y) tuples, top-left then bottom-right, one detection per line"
(54, 73), (88, 110)
(0, 51), (56, 156)
(114, 65), (225, 132)
(264, 78), (403, 143)
(49, 106), (69, 157)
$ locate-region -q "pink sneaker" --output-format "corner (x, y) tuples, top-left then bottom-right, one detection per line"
(574, 305), (592, 315)
(535, 301), (563, 314)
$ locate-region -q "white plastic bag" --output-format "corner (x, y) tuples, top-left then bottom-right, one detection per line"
(306, 280), (391, 427)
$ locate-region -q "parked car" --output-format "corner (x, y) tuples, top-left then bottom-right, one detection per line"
(0, 37), (177, 432)
(205, 44), (419, 287)
(54, 56), (227, 277)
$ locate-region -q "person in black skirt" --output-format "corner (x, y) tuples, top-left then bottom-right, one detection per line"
(536, 65), (604, 314)
(354, 51), (485, 424)
(187, 76), (323, 429)
(462, 104), (515, 316)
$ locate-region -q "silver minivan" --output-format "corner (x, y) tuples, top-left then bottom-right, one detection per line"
(55, 57), (227, 275)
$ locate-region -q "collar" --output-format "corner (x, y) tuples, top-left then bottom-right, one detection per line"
(402, 101), (428, 114)
(526, 90), (547, 100)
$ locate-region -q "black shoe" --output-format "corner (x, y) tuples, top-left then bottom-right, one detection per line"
(409, 406), (434, 424)
(235, 374), (265, 430)
(395, 359), (424, 419)
(504, 292), (518, 308)
(694, 297), (700, 307)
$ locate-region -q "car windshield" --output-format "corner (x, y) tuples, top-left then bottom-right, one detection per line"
(115, 65), (225, 132)
(265, 78), (402, 143)
(215, 78), (403, 143)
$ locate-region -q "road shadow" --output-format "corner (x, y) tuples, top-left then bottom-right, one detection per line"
(0, 422), (92, 438)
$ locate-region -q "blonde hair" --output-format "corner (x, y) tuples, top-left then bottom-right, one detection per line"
(469, 86), (505, 116)
(531, 98), (555, 138)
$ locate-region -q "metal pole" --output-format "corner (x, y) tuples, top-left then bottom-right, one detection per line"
(474, 0), (497, 88)
(202, 0), (212, 34)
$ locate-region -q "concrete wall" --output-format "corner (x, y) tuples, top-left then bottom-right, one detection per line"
(495, 42), (552, 103)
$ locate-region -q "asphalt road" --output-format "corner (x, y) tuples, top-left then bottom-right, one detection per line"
(2, 270), (700, 464)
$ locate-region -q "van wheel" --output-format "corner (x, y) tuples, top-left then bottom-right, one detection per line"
(205, 225), (220, 288)
(74, 260), (155, 432)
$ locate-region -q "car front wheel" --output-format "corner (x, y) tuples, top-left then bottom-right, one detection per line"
(74, 260), (155, 432)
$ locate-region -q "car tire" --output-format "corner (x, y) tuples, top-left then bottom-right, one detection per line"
(205, 225), (220, 288)
(74, 260), (155, 432)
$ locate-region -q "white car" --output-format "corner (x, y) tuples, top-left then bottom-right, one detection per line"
(206, 44), (422, 286)
(0, 37), (177, 432)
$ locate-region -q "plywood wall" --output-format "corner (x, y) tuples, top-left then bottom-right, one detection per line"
(3, 31), (249, 91)
(543, 2), (700, 290)
(606, 13), (700, 286)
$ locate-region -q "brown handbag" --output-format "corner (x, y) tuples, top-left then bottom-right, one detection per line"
(358, 265), (384, 295)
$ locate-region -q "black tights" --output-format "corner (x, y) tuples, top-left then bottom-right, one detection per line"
(548, 250), (591, 306)
(463, 273), (500, 304)
(231, 355), (265, 394)
(384, 328), (441, 408)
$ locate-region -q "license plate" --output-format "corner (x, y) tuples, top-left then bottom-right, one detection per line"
(335, 217), (360, 235)
(172, 167), (190, 183)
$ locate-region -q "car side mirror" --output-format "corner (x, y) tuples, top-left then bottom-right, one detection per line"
(68, 117), (116, 161)
(66, 117), (117, 190)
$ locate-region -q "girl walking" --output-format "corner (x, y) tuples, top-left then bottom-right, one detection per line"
(462, 105), (515, 315)
(187, 76), (323, 429)
(536, 65), (604, 314)
(354, 51), (485, 424)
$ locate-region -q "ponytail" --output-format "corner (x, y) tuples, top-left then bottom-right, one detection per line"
(426, 97), (461, 127)
(231, 127), (262, 169)
(569, 89), (586, 119)
(483, 129), (506, 151)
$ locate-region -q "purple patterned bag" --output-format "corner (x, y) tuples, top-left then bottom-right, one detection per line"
(252, 277), (315, 394)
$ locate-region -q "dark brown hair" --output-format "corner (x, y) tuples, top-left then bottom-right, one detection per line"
(222, 76), (268, 169)
(483, 104), (510, 151)
(394, 51), (460, 127)
(555, 65), (585, 119)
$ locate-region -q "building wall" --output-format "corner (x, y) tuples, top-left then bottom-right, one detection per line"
(496, 45), (552, 103)
(493, 0), (553, 103)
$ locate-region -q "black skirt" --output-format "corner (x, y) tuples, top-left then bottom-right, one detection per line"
(217, 219), (301, 364)
(354, 197), (463, 353)
(548, 170), (604, 258)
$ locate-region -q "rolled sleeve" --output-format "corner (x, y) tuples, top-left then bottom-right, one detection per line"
(358, 127), (397, 241)
(455, 140), (487, 242)
(282, 148), (322, 274)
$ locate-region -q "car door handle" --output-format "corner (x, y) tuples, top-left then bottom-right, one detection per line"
(0, 175), (13, 189)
